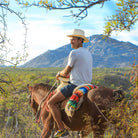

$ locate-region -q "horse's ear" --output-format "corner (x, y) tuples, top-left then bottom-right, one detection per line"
(27, 84), (33, 92)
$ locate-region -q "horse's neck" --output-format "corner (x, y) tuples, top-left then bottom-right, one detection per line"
(34, 91), (46, 104)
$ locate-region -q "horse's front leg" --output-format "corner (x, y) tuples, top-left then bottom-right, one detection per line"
(40, 121), (54, 138)
(41, 127), (52, 138)
(41, 112), (54, 138)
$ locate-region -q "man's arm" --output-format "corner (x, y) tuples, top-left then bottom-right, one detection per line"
(56, 65), (72, 80)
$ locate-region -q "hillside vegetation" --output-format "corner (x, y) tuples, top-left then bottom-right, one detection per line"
(0, 67), (137, 138)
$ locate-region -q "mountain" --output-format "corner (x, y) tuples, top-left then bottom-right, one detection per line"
(22, 35), (138, 68)
(0, 65), (7, 67)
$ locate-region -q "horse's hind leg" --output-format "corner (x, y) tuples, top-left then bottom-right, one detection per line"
(50, 130), (54, 138)
(93, 128), (105, 138)
(79, 130), (92, 138)
(77, 131), (83, 138)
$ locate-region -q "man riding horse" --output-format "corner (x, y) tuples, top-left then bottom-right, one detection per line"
(47, 29), (93, 138)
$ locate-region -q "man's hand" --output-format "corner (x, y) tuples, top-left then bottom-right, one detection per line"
(56, 65), (72, 80)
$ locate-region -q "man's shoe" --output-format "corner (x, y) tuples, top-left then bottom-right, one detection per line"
(54, 129), (69, 138)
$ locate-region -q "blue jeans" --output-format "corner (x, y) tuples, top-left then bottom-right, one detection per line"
(60, 83), (77, 98)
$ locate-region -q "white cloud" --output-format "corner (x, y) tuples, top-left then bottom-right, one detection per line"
(6, 13), (71, 62)
(27, 19), (70, 49)
(112, 30), (138, 45)
(17, 19), (71, 62)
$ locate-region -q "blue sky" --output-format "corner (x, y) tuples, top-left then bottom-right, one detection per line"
(6, 0), (138, 64)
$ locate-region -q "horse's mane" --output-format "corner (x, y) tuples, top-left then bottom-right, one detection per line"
(33, 83), (56, 92)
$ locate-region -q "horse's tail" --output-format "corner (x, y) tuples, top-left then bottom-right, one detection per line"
(113, 89), (125, 103)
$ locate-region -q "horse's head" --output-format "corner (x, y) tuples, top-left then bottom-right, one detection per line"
(27, 83), (56, 114)
(27, 84), (39, 114)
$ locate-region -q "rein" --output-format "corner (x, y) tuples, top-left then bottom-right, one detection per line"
(94, 101), (109, 122)
(35, 81), (57, 121)
(36, 91), (56, 123)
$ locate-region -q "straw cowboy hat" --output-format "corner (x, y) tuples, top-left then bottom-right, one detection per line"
(67, 29), (89, 43)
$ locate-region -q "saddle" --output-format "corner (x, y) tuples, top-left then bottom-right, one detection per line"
(57, 77), (97, 117)
(65, 84), (97, 117)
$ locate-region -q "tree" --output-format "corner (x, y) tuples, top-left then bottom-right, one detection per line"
(0, 0), (28, 66)
(16, 0), (108, 20)
(104, 0), (138, 36)
(16, 0), (138, 36)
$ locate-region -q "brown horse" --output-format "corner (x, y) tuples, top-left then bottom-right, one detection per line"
(27, 83), (127, 138)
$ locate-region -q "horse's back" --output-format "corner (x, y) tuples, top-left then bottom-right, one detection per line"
(87, 87), (114, 106)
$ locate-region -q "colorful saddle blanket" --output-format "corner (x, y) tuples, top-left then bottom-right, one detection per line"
(65, 84), (98, 117)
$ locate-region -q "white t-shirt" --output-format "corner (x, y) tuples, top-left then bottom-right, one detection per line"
(67, 47), (93, 86)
